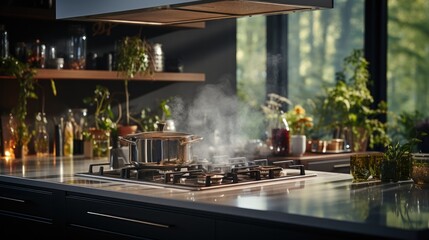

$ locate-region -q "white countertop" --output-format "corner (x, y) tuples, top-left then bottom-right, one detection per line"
(0, 155), (428, 239)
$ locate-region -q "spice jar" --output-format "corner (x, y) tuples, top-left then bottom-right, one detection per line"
(153, 43), (164, 72)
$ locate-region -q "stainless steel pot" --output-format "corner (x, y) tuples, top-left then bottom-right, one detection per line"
(118, 131), (203, 165)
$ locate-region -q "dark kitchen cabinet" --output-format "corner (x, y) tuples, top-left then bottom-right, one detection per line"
(65, 194), (216, 240)
(215, 218), (389, 240)
(0, 183), (64, 238)
(302, 157), (351, 173)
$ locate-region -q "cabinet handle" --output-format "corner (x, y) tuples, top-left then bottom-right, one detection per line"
(0, 196), (26, 203)
(87, 211), (170, 228)
(333, 163), (350, 169)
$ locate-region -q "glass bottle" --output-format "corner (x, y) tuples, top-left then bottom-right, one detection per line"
(0, 24), (9, 59)
(271, 114), (290, 156)
(54, 117), (63, 156)
(66, 25), (87, 69)
(71, 108), (88, 155)
(34, 112), (49, 156)
(63, 109), (74, 156)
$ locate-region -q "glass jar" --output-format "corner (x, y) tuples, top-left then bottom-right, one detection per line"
(66, 25), (87, 69)
(89, 128), (110, 158)
(153, 43), (164, 72)
(70, 108), (88, 155)
(411, 153), (429, 185)
(30, 39), (46, 68)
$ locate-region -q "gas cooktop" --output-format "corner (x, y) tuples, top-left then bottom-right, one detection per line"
(76, 158), (317, 191)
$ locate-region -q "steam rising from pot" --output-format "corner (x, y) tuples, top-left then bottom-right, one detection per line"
(169, 83), (262, 161)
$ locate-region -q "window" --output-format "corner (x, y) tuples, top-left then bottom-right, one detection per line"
(237, 0), (364, 139)
(387, 0), (429, 124)
(236, 16), (266, 139)
(287, 0), (364, 105)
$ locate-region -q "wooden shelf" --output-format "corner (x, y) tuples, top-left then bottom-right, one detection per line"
(0, 69), (205, 82)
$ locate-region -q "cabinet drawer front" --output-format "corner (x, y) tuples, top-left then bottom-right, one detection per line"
(0, 184), (54, 220)
(66, 195), (215, 239)
(307, 159), (350, 173)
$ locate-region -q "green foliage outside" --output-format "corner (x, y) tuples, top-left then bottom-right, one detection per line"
(236, 16), (267, 139)
(387, 0), (429, 131)
(237, 0), (429, 151)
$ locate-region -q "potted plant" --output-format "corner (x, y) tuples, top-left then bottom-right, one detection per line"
(382, 138), (420, 182)
(83, 85), (119, 157)
(116, 35), (154, 136)
(137, 98), (173, 132)
(316, 49), (390, 152)
(284, 104), (313, 156)
(0, 57), (37, 158)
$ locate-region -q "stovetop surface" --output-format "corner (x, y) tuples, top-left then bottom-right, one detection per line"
(76, 158), (317, 191)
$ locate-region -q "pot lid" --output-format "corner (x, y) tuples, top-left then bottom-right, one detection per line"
(125, 131), (196, 141)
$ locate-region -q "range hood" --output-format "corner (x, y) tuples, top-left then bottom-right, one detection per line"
(56, 0), (333, 26)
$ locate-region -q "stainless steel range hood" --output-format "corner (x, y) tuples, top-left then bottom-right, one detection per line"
(56, 0), (333, 26)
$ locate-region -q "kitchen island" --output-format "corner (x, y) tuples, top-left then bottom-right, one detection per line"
(0, 155), (427, 239)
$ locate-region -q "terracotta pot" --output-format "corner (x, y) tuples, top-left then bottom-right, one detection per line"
(117, 125), (138, 137)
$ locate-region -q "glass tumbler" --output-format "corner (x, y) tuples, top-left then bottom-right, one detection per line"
(350, 154), (371, 182)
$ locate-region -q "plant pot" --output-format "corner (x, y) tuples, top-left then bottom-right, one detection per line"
(397, 154), (412, 181)
(290, 135), (306, 156)
(117, 125), (138, 137)
(381, 160), (398, 183)
(350, 127), (368, 152)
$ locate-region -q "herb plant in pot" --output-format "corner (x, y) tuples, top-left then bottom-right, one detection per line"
(382, 139), (420, 182)
(284, 105), (313, 156)
(116, 35), (154, 137)
(83, 85), (119, 157)
(317, 49), (390, 152)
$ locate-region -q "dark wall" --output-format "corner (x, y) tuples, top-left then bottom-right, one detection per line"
(0, 15), (237, 154)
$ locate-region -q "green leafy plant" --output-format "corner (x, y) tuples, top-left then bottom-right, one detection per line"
(116, 35), (154, 126)
(83, 85), (119, 132)
(137, 98), (172, 131)
(317, 49), (390, 151)
(0, 57), (37, 154)
(390, 110), (427, 149)
(384, 139), (420, 162)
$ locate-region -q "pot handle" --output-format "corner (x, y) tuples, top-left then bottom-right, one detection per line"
(118, 136), (137, 145)
(180, 135), (203, 145)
